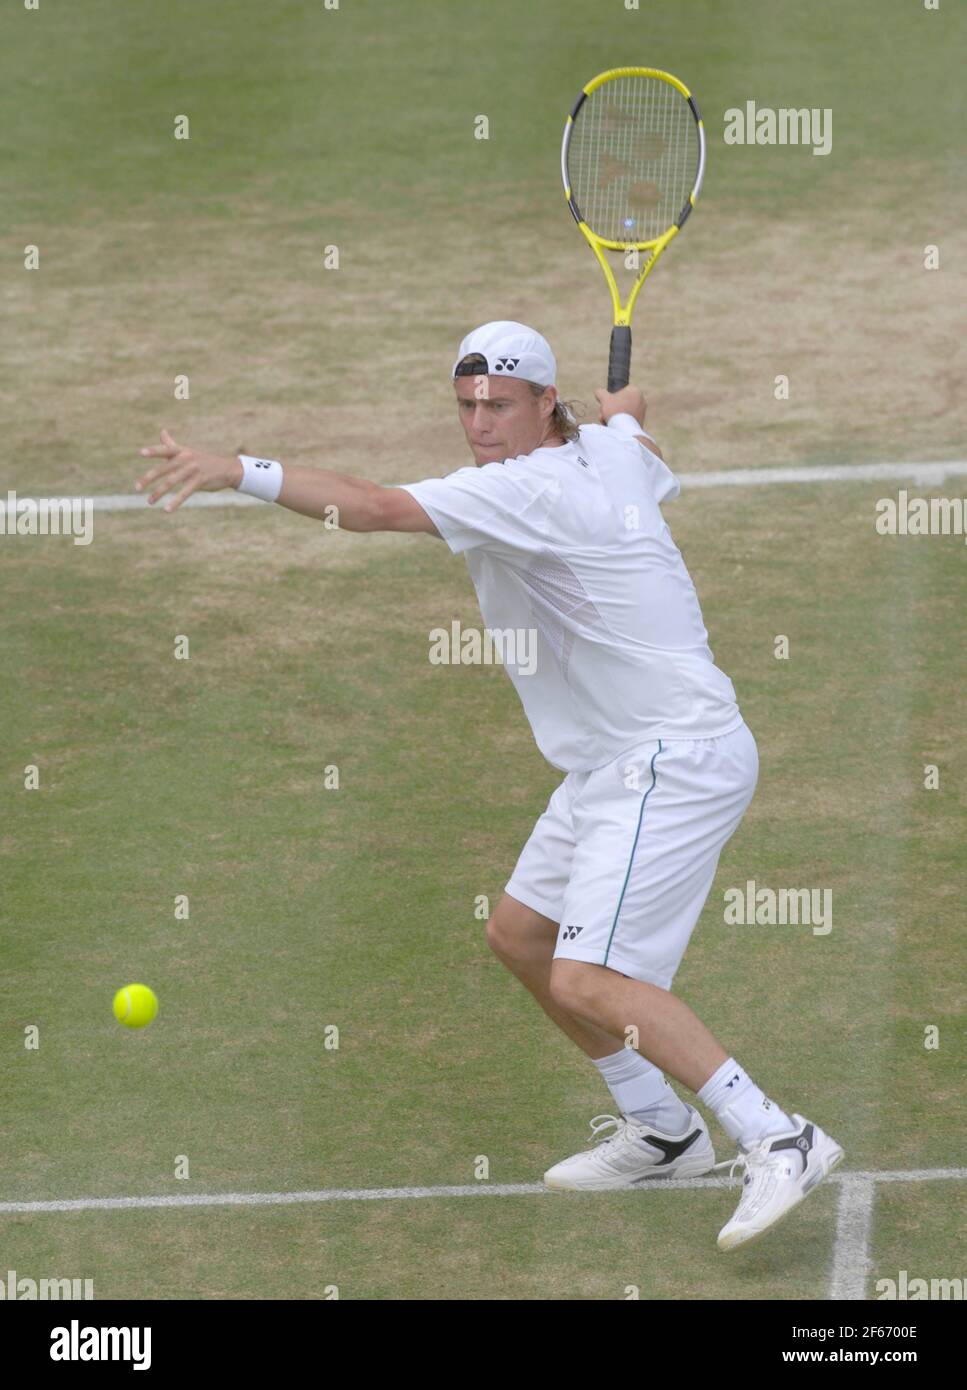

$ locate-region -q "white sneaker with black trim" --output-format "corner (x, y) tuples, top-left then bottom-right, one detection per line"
(715, 1113), (845, 1250)
(543, 1106), (715, 1191)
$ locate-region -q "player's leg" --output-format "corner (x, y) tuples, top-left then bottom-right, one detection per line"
(498, 771), (707, 1182)
(548, 723), (765, 1100)
(490, 891), (716, 1187)
(494, 775), (630, 1061)
(548, 959), (727, 1092)
(549, 722), (790, 1117)
(548, 722), (844, 1242)
(549, 958), (844, 1246)
(486, 891), (625, 1058)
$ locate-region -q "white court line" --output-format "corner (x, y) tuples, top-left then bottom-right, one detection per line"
(0, 1179), (705, 1214)
(2, 1166), (964, 1216)
(79, 491), (264, 511)
(679, 461), (967, 489)
(10, 459), (967, 514)
(830, 1176), (876, 1302)
(7, 1166), (962, 1303)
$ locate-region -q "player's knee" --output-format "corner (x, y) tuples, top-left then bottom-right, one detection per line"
(547, 960), (575, 1010)
(485, 900), (538, 964)
(485, 911), (517, 961)
(548, 959), (597, 1013)
(487, 895), (559, 967)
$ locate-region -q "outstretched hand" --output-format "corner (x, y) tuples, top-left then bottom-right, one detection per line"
(136, 429), (243, 512)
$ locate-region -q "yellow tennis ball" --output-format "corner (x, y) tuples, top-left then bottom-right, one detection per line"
(113, 983), (159, 1029)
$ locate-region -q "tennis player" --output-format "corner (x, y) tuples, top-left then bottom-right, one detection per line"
(136, 320), (843, 1250)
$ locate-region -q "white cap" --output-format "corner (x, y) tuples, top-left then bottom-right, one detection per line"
(452, 320), (557, 387)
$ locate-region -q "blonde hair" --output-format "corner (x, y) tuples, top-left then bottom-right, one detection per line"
(527, 382), (582, 443)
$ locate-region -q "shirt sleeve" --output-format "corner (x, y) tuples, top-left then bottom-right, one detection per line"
(605, 416), (680, 504)
(397, 462), (556, 556)
(630, 438), (680, 504)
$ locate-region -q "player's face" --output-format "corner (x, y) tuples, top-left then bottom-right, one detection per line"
(454, 375), (557, 466)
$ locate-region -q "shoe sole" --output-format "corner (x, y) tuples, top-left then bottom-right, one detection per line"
(717, 1142), (845, 1251)
(544, 1153), (718, 1191)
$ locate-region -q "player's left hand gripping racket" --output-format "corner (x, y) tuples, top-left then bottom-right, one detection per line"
(561, 67), (706, 391)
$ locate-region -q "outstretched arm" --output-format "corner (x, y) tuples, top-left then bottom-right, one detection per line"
(135, 429), (439, 535)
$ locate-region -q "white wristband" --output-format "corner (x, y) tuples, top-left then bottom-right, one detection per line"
(237, 454), (284, 502)
(608, 413), (655, 442)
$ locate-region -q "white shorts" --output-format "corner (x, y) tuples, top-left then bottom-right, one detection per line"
(504, 721), (758, 989)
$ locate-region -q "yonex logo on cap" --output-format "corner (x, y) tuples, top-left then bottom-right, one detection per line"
(451, 322), (557, 387)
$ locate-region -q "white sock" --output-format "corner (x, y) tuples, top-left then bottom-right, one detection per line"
(594, 1048), (692, 1133)
(697, 1058), (794, 1146)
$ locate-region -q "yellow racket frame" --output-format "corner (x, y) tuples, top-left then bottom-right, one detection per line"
(561, 67), (706, 386)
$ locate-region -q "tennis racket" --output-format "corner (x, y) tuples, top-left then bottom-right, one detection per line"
(561, 67), (706, 391)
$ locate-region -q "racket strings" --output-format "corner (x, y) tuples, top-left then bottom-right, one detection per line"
(569, 76), (698, 243)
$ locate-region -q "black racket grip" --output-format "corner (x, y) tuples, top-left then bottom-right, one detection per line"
(607, 326), (632, 392)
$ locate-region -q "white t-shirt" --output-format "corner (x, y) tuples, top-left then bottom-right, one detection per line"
(398, 421), (743, 772)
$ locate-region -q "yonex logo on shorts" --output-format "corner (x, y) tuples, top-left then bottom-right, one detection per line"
(561, 925), (583, 941)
